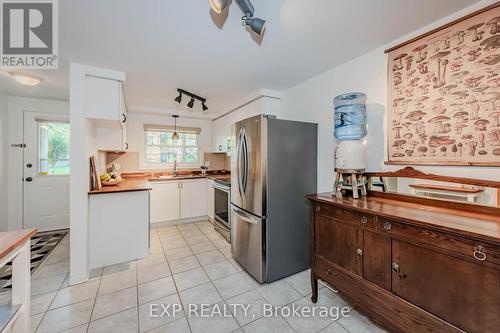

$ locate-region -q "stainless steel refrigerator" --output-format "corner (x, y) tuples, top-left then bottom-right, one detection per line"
(231, 114), (317, 283)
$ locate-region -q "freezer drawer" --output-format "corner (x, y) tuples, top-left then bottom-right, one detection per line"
(230, 204), (265, 283)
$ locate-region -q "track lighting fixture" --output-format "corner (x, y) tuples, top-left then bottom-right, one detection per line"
(175, 91), (182, 103)
(174, 89), (209, 112)
(209, 0), (266, 36)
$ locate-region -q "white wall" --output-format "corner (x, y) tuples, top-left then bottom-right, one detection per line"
(282, 0), (500, 194)
(0, 93), (8, 231)
(7, 97), (69, 231)
(126, 111), (212, 170)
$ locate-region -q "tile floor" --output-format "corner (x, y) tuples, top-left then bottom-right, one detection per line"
(6, 221), (387, 333)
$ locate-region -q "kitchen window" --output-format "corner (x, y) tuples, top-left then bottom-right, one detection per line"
(143, 124), (201, 166)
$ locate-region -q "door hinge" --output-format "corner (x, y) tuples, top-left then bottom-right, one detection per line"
(11, 143), (26, 148)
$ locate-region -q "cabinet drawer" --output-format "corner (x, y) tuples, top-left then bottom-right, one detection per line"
(379, 218), (500, 268)
(315, 203), (376, 229)
(314, 254), (339, 284)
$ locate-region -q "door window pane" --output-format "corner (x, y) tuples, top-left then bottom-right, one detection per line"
(39, 121), (70, 175)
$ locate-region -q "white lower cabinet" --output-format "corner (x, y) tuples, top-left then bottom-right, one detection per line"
(150, 178), (207, 224)
(180, 179), (207, 219)
(150, 181), (180, 223)
(207, 179), (215, 221)
(89, 191), (149, 269)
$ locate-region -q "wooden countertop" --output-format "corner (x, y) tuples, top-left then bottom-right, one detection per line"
(307, 193), (500, 245)
(88, 178), (152, 195)
(88, 171), (231, 194)
(0, 229), (36, 261)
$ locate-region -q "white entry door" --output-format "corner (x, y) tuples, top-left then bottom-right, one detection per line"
(23, 111), (70, 231)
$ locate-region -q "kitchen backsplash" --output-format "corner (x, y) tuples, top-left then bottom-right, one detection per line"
(105, 151), (230, 172)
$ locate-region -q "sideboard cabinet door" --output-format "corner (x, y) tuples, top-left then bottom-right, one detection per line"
(315, 214), (363, 276)
(363, 230), (391, 291)
(392, 240), (500, 333)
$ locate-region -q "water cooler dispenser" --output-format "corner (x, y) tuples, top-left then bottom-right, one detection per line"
(333, 92), (368, 198)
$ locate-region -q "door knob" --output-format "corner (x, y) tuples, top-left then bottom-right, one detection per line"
(26, 163), (32, 168)
(25, 177), (33, 182)
(356, 248), (363, 258)
(392, 263), (400, 273)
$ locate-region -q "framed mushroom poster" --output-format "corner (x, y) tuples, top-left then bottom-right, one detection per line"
(386, 3), (500, 166)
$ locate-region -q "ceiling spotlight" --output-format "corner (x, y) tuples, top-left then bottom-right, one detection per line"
(245, 16), (266, 35)
(208, 0), (230, 14)
(202, 102), (208, 112)
(210, 0), (266, 37)
(187, 98), (195, 108)
(9, 72), (41, 86)
(174, 91), (182, 103)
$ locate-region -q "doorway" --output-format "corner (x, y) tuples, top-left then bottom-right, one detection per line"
(23, 111), (70, 231)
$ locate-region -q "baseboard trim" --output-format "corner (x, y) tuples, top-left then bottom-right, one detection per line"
(151, 216), (210, 228)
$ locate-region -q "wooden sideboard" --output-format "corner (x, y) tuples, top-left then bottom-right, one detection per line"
(307, 192), (500, 333)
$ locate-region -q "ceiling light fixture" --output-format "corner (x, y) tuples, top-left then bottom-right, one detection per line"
(172, 115), (180, 140)
(208, 0), (230, 14)
(9, 72), (41, 86)
(174, 89), (208, 112)
(209, 0), (266, 36)
(175, 91), (182, 103)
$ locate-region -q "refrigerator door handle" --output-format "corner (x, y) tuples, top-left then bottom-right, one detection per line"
(241, 129), (248, 193)
(236, 129), (244, 197)
(231, 206), (258, 224)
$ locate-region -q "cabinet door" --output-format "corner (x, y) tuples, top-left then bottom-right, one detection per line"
(363, 230), (391, 291)
(85, 76), (121, 125)
(150, 182), (180, 223)
(207, 180), (215, 221)
(95, 127), (124, 152)
(314, 214), (363, 276)
(392, 240), (500, 333)
(180, 179), (207, 219)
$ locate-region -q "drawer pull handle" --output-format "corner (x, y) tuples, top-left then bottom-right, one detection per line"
(356, 248), (363, 258)
(327, 269), (332, 275)
(392, 263), (400, 273)
(383, 222), (392, 231)
(360, 216), (368, 224)
(315, 206), (321, 213)
(473, 246), (487, 261)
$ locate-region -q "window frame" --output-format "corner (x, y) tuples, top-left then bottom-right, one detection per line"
(37, 120), (71, 177)
(142, 126), (201, 169)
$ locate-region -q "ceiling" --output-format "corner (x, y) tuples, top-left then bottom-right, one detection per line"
(0, 0), (480, 117)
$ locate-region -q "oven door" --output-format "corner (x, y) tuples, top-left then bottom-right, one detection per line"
(213, 183), (230, 229)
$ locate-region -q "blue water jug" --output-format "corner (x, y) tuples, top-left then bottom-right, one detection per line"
(333, 92), (367, 141)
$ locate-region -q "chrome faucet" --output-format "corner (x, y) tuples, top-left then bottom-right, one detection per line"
(173, 159), (178, 176)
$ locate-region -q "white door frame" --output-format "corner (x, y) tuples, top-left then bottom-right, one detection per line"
(7, 97), (69, 231)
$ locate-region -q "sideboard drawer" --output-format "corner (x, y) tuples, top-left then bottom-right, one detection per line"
(315, 203), (376, 229)
(379, 218), (500, 267)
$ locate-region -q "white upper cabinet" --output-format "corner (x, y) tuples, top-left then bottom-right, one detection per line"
(85, 76), (128, 151)
(211, 95), (282, 153)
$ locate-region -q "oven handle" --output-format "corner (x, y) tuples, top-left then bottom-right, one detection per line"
(231, 205), (258, 225)
(212, 182), (230, 192)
